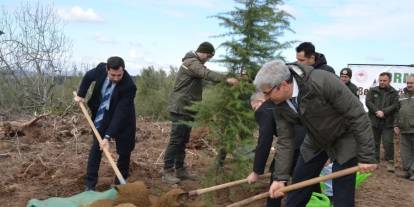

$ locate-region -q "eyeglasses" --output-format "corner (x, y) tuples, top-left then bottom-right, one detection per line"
(263, 84), (280, 96)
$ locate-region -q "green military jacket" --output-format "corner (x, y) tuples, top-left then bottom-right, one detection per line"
(365, 85), (399, 128)
(273, 63), (376, 181)
(394, 88), (414, 134)
(167, 51), (225, 116)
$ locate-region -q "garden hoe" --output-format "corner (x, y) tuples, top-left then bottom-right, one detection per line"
(73, 91), (127, 185)
(226, 166), (360, 207)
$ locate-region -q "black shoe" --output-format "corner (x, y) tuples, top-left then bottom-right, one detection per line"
(84, 186), (95, 191)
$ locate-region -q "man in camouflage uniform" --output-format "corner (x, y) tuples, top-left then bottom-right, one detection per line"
(394, 75), (414, 181)
(339, 68), (359, 98)
(366, 72), (399, 172)
(163, 42), (238, 184)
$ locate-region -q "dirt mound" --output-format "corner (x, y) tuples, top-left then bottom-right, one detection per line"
(149, 195), (159, 206)
(154, 188), (185, 207)
(155, 188), (206, 207)
(114, 203), (137, 207)
(89, 199), (114, 207)
(92, 183), (197, 207)
(114, 181), (151, 207)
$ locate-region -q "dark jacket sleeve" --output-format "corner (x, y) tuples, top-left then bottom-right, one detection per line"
(316, 71), (376, 164)
(253, 106), (276, 174)
(273, 111), (295, 181)
(382, 91), (399, 116)
(320, 65), (335, 74)
(105, 84), (137, 138)
(365, 89), (378, 113)
(77, 67), (98, 97)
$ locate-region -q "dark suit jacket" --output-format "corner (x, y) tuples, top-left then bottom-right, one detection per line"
(77, 63), (137, 151)
(253, 99), (277, 174)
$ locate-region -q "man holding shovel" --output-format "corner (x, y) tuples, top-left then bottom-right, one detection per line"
(74, 56), (137, 191)
(247, 92), (281, 206)
(253, 61), (377, 207)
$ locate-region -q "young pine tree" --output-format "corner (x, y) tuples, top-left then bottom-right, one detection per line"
(190, 2), (294, 203)
(213, 0), (295, 80)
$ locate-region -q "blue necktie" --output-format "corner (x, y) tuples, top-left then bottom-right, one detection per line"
(291, 97), (299, 111)
(94, 81), (113, 129)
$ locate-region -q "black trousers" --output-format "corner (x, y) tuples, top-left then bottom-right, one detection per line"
(286, 151), (357, 207)
(164, 112), (194, 170)
(85, 136), (133, 188)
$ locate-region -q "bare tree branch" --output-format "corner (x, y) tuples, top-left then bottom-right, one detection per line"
(0, 1), (72, 113)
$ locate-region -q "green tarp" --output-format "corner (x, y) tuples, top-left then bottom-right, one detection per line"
(26, 188), (117, 207)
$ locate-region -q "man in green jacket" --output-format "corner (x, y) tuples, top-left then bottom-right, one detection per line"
(253, 60), (377, 207)
(339, 68), (359, 98)
(163, 42), (238, 184)
(366, 72), (399, 172)
(394, 75), (414, 181)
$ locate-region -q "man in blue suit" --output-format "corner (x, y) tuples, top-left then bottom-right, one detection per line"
(74, 56), (137, 190)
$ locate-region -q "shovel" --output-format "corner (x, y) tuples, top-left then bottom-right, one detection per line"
(179, 173), (271, 199)
(73, 91), (126, 185)
(226, 166), (360, 207)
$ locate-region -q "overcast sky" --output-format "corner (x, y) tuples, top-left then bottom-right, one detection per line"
(2, 0), (413, 75)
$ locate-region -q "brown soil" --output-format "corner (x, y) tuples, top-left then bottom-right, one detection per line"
(89, 199), (114, 207)
(154, 188), (186, 207)
(114, 204), (137, 207)
(91, 184), (203, 207)
(0, 115), (413, 207)
(113, 181), (151, 207)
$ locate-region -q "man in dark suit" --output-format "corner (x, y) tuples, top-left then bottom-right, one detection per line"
(247, 92), (307, 207)
(74, 56), (137, 190)
(247, 92), (281, 207)
(254, 61), (377, 207)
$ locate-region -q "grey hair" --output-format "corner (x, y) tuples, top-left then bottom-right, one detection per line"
(250, 91), (265, 103)
(253, 60), (291, 90)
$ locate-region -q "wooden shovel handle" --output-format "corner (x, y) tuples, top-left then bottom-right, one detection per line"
(188, 173), (271, 196)
(226, 166), (359, 207)
(73, 91), (126, 185)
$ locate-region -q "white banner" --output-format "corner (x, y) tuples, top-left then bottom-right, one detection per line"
(348, 64), (414, 110)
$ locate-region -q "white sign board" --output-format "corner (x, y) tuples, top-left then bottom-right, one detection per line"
(348, 64), (414, 110)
